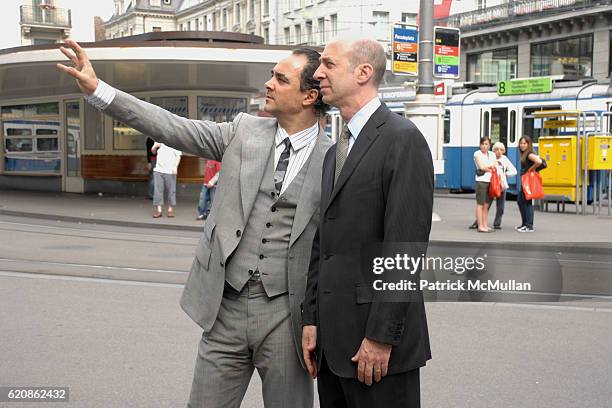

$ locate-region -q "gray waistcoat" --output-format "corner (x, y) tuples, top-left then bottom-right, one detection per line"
(225, 147), (311, 297)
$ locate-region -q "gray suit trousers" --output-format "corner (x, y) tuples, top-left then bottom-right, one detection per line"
(187, 280), (313, 408)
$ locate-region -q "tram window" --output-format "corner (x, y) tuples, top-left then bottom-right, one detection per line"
(509, 110), (516, 143)
(443, 110), (451, 144)
(198, 96), (247, 122)
(36, 128), (58, 135)
(482, 111), (490, 138)
(5, 138), (33, 152)
(523, 106), (560, 143)
(6, 128), (32, 136)
(490, 108), (508, 146)
(36, 137), (59, 152)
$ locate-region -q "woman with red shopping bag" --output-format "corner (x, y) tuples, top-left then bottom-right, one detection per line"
(517, 136), (543, 233)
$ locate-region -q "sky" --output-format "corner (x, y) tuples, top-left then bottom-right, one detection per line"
(0, 0), (116, 50)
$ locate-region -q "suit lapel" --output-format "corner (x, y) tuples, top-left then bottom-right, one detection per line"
(289, 130), (326, 247)
(325, 105), (389, 213)
(240, 119), (277, 222)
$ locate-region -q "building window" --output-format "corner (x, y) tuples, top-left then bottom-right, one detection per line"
(467, 47), (517, 83)
(401, 12), (416, 25)
(249, 0), (255, 19)
(84, 101), (104, 150)
(330, 14), (337, 37)
(223, 9), (228, 29)
(212, 13), (217, 30)
(263, 27), (269, 43)
(236, 4), (241, 23)
(195, 18), (199, 30)
(152, 26), (162, 32)
(284, 27), (291, 44)
(295, 24), (302, 44)
(318, 17), (325, 44)
(163, 0), (172, 4)
(198, 96), (247, 123)
(1, 102), (61, 173)
(477, 0), (486, 10)
(372, 11), (389, 40)
(263, 0), (269, 16)
(180, 23), (184, 31)
(149, 0), (161, 6)
(531, 35), (593, 78)
(306, 20), (313, 44)
(187, 21), (191, 30)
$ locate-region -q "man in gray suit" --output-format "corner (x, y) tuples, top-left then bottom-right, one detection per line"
(58, 39), (333, 408)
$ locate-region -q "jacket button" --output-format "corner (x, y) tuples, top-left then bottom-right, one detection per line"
(220, 261), (224, 266)
(236, 230), (242, 237)
(266, 222), (272, 228)
(262, 238), (267, 244)
(248, 269), (254, 275)
(270, 191), (276, 198)
(259, 254), (265, 260)
(271, 206), (277, 212)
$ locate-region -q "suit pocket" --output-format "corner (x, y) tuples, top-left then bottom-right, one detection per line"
(195, 244), (212, 271)
(355, 283), (373, 304)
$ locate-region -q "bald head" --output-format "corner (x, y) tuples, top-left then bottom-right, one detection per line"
(333, 38), (386, 87)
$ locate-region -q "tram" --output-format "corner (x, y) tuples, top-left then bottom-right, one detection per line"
(328, 79), (612, 196)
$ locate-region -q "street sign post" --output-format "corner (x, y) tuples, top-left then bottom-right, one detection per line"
(433, 26), (460, 79)
(391, 24), (419, 76)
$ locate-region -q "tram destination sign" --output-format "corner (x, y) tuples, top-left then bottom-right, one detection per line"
(434, 26), (460, 79)
(391, 24), (418, 76)
(497, 77), (553, 96)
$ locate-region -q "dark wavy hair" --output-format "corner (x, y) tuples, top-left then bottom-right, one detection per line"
(291, 47), (329, 117)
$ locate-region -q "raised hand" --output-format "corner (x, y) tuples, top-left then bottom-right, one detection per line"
(56, 39), (99, 95)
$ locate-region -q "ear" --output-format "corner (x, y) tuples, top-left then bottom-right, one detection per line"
(355, 63), (374, 85)
(303, 88), (319, 108)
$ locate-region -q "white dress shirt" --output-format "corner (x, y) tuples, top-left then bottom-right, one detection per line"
(274, 122), (319, 195)
(345, 97), (382, 155)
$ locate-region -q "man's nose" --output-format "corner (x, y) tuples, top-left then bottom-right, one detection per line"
(313, 66), (324, 80)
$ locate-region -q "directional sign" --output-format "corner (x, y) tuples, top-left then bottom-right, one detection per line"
(392, 24), (418, 76)
(434, 26), (460, 79)
(497, 77), (553, 96)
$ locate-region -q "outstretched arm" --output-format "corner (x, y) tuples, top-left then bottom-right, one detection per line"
(56, 39), (238, 162)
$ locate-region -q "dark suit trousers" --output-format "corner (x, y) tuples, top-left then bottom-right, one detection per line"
(317, 354), (420, 408)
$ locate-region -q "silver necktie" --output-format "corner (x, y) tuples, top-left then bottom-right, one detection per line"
(335, 125), (351, 182)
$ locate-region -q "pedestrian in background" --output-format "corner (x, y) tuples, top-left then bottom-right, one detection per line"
(196, 159), (221, 220)
(517, 136), (542, 232)
(491, 142), (517, 229)
(151, 142), (182, 218)
(146, 137), (156, 200)
(473, 137), (496, 233)
(469, 141), (517, 230)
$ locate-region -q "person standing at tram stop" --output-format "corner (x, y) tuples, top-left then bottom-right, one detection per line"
(517, 135), (543, 233)
(196, 159), (221, 220)
(473, 137), (497, 233)
(146, 137), (156, 200)
(151, 142), (182, 218)
(57, 39), (333, 408)
(469, 141), (517, 230)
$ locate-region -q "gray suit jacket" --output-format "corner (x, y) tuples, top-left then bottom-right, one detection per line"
(104, 90), (333, 367)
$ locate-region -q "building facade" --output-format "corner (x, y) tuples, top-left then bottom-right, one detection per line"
(105, 0), (273, 43)
(19, 0), (71, 46)
(436, 0), (612, 83)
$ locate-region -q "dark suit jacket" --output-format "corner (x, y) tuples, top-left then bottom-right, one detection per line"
(302, 103), (434, 378)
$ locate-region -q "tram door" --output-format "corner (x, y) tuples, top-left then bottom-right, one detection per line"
(63, 100), (84, 193)
(480, 107), (508, 147)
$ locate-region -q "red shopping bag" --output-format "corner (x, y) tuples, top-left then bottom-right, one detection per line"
(489, 168), (502, 199)
(521, 169), (544, 200)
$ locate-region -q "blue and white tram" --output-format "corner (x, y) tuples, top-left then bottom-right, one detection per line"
(325, 80), (612, 195)
(438, 80), (612, 194)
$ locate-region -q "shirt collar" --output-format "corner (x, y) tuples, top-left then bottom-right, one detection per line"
(275, 121), (319, 151)
(346, 97), (382, 139)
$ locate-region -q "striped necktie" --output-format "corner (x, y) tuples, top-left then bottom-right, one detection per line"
(335, 125), (351, 182)
(274, 138), (291, 195)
